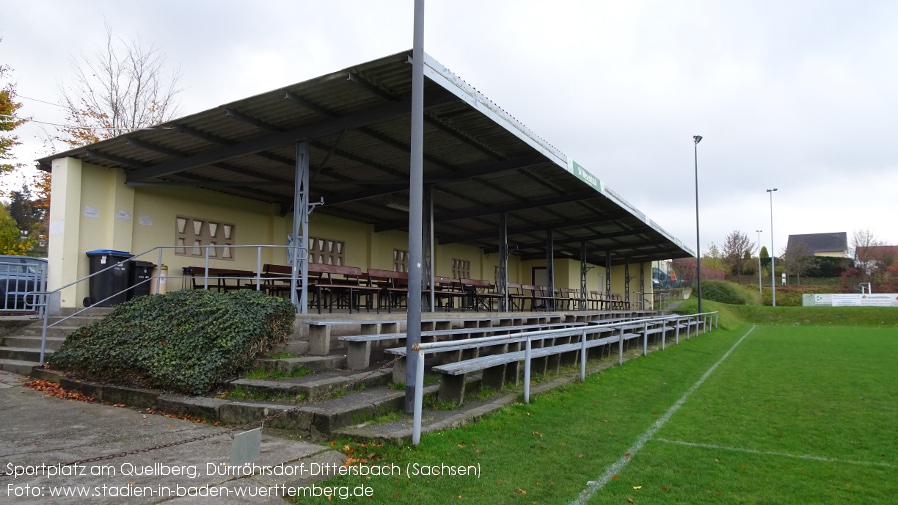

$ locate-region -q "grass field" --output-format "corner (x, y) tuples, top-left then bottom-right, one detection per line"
(314, 309), (898, 504)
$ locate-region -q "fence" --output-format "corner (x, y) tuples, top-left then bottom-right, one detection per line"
(32, 244), (306, 366)
(0, 257), (48, 316)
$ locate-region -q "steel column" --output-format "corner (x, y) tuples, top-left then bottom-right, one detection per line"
(498, 212), (508, 312)
(423, 184), (434, 312)
(546, 229), (555, 310)
(579, 241), (588, 310)
(405, 0), (425, 413)
(624, 258), (631, 307)
(639, 262), (645, 310)
(291, 140), (310, 314)
(605, 250), (612, 297)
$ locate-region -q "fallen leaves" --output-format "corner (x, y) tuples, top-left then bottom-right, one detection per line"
(341, 442), (384, 466)
(25, 380), (95, 402)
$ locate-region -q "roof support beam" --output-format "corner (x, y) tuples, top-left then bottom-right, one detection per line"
(439, 212), (632, 244)
(376, 189), (602, 232)
(128, 90), (457, 182)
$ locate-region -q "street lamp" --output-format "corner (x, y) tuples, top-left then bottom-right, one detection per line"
(766, 188), (778, 306)
(693, 135), (703, 314)
(756, 229), (763, 301)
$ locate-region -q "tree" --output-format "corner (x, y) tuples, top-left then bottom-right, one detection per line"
(703, 243), (724, 270)
(0, 205), (33, 255)
(1, 40), (27, 175)
(851, 228), (881, 278)
(721, 230), (755, 283)
(781, 240), (813, 285)
(6, 184), (47, 256)
(56, 24), (182, 148)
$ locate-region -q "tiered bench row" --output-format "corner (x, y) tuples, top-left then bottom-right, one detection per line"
(188, 263), (633, 314)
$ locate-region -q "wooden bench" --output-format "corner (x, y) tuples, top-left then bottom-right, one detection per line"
(424, 275), (464, 310)
(367, 268), (409, 312)
(258, 263), (296, 297)
(311, 263), (380, 314)
(190, 267), (258, 292)
(561, 288), (588, 310)
(458, 278), (502, 311)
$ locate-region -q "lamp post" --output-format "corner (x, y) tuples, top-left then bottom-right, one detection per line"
(756, 229), (763, 301)
(766, 188), (778, 306)
(693, 135), (703, 314)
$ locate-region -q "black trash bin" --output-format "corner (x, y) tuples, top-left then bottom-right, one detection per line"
(85, 249), (132, 307)
(128, 261), (156, 300)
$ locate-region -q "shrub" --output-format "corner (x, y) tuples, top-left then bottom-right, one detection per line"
(50, 289), (295, 394)
(695, 280), (758, 305)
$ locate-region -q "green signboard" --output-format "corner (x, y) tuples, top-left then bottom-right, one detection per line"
(571, 161), (602, 192)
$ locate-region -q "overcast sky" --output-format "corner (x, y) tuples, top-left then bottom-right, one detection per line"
(3, 0), (897, 255)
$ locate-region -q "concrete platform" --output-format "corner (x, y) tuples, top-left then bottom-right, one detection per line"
(0, 369), (344, 504)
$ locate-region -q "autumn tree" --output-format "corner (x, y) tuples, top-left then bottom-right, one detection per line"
(1, 42), (26, 176)
(781, 240), (813, 285)
(721, 230), (755, 282)
(0, 205), (33, 255)
(57, 24), (182, 148)
(851, 228), (881, 278)
(703, 243), (724, 270)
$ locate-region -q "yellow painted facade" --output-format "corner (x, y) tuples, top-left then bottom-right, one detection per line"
(48, 159), (654, 309)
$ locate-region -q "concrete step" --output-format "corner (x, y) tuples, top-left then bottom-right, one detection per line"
(18, 325), (82, 338)
(213, 382), (439, 438)
(0, 346), (49, 362)
(228, 368), (391, 401)
(0, 335), (66, 351)
(253, 355), (344, 375)
(52, 369), (431, 438)
(57, 307), (114, 318)
(0, 358), (37, 376)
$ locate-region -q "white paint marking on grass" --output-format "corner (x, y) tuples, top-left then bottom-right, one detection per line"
(570, 325), (757, 505)
(655, 438), (897, 469)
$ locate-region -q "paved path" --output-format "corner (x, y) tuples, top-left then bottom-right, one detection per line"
(0, 370), (343, 504)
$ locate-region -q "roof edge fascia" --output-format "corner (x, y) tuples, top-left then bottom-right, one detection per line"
(421, 52), (568, 170)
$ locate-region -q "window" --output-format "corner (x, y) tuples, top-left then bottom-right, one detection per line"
(452, 259), (470, 279)
(309, 236), (344, 265)
(393, 249), (408, 272)
(175, 216), (236, 260)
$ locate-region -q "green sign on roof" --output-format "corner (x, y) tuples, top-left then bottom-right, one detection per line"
(571, 161), (603, 192)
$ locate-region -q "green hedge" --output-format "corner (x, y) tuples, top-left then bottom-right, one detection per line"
(50, 289), (295, 394)
(696, 280), (759, 305)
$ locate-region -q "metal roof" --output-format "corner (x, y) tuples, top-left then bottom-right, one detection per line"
(38, 50), (693, 267)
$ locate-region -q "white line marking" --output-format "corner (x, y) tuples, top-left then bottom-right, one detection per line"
(654, 438), (896, 469)
(570, 325), (756, 505)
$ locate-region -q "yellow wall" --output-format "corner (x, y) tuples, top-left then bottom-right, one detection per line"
(48, 158), (656, 309)
(814, 250), (848, 258)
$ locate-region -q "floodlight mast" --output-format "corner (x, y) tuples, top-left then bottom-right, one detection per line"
(766, 188), (778, 306)
(693, 135), (703, 314)
(756, 229), (763, 301)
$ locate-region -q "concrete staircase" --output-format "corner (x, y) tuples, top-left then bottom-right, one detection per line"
(2, 310), (486, 440)
(0, 308), (113, 375)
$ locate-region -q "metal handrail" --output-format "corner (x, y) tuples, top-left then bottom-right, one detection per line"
(31, 244), (307, 365)
(411, 311), (719, 444)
